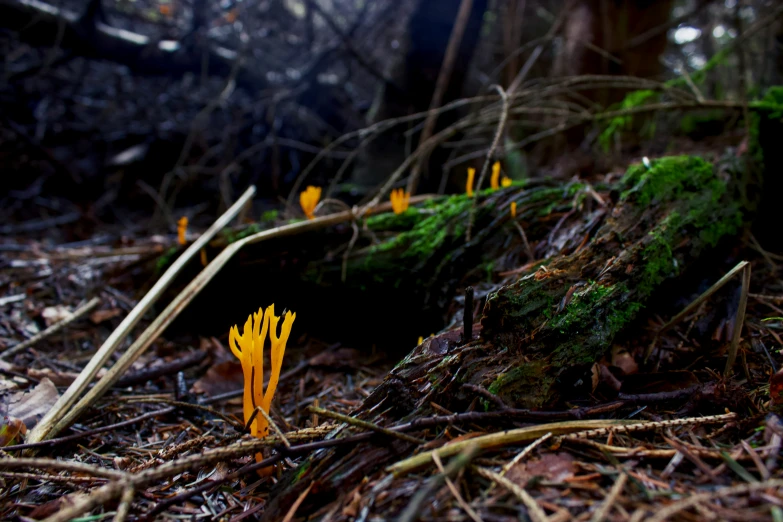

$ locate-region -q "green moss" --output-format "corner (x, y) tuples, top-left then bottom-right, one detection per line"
(546, 282), (645, 368)
(225, 223), (263, 243)
(759, 86), (783, 118)
(485, 152), (749, 408)
(261, 209), (279, 222)
(154, 246), (179, 275)
(487, 361), (557, 407)
(620, 156), (714, 206)
(599, 89), (658, 150)
(365, 208), (420, 230)
(354, 194), (479, 288)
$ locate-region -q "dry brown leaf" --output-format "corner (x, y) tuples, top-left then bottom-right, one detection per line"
(309, 348), (362, 369)
(0, 416), (26, 446)
(507, 452), (577, 484)
(5, 378), (60, 429)
(28, 492), (89, 519)
(190, 361), (243, 397)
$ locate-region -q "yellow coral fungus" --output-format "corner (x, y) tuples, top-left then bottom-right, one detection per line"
(229, 305), (296, 459)
(501, 176), (512, 188)
(177, 216), (188, 245)
(466, 167), (475, 197)
(510, 201), (517, 218)
(299, 186), (321, 220)
(390, 188), (410, 214)
(490, 161), (501, 190)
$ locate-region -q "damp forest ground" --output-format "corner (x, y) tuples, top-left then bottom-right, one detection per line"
(1, 145), (783, 521)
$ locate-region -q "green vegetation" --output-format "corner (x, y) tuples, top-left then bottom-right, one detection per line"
(483, 152), (749, 408)
(599, 89), (658, 150)
(154, 246), (179, 275)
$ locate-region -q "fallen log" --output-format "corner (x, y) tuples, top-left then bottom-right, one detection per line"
(259, 149), (761, 520)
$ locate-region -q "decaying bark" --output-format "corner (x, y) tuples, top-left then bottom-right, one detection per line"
(260, 151), (759, 520)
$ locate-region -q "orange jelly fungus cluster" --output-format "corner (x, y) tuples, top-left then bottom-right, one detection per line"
(390, 188), (411, 214)
(466, 167), (476, 197)
(177, 216), (188, 245)
(299, 186), (321, 220)
(229, 305), (296, 460)
(490, 161), (501, 190)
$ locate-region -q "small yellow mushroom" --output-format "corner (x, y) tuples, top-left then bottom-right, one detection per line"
(501, 176), (512, 188)
(177, 216), (188, 245)
(390, 188), (410, 214)
(510, 201), (517, 218)
(229, 305), (296, 464)
(490, 161), (501, 190)
(299, 186), (321, 220)
(466, 167), (475, 197)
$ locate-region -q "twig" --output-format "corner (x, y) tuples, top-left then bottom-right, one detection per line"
(432, 451), (483, 522)
(0, 457), (125, 479)
(3, 407), (176, 452)
(128, 398), (243, 430)
(474, 466), (548, 522)
(407, 0), (474, 196)
(256, 407), (291, 448)
(281, 482), (314, 522)
(486, 432), (552, 496)
(512, 219), (536, 261)
(25, 186), (257, 446)
(387, 419), (635, 476)
(555, 412), (736, 443)
(590, 472), (627, 522)
(0, 297), (100, 358)
(502, 432), (552, 476)
(647, 479), (783, 522)
(398, 444), (480, 522)
(466, 85), (508, 242)
(644, 261), (749, 365)
(462, 286), (474, 345)
(308, 406), (425, 445)
(114, 484), (134, 522)
(726, 261), (751, 375)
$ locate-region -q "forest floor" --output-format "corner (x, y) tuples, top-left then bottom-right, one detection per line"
(1, 152), (783, 521)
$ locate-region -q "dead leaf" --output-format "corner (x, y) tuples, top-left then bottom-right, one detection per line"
(612, 348), (639, 375)
(28, 492), (89, 519)
(89, 308), (122, 324)
(191, 361), (243, 397)
(507, 452), (577, 484)
(5, 378), (60, 429)
(0, 416), (26, 446)
(309, 348), (361, 369)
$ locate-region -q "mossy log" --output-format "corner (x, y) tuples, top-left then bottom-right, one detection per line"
(260, 151), (759, 521)
(177, 182), (585, 344)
